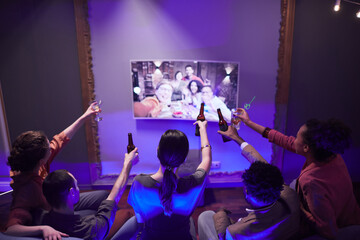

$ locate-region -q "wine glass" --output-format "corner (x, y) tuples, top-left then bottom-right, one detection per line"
(92, 100), (102, 122)
(231, 108), (241, 130)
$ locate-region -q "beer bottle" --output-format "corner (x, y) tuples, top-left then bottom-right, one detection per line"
(217, 108), (231, 142)
(195, 103), (205, 136)
(127, 133), (135, 153)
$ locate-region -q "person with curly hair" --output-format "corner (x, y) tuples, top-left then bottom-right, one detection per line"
(235, 109), (360, 239)
(198, 126), (300, 240)
(4, 102), (109, 239)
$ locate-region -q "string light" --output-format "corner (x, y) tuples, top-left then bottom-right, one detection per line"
(334, 0), (341, 11)
(334, 0), (360, 18)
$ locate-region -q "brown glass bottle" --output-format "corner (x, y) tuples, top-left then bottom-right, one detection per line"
(195, 103), (205, 136)
(127, 133), (135, 153)
(217, 108), (231, 142)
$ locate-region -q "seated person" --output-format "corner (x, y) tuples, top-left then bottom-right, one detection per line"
(41, 148), (138, 240)
(133, 81), (174, 118)
(198, 126), (300, 240)
(201, 85), (231, 122)
(237, 108), (360, 239)
(184, 79), (203, 108)
(182, 65), (205, 85)
(113, 120), (211, 240)
(4, 103), (109, 239)
(170, 71), (188, 101)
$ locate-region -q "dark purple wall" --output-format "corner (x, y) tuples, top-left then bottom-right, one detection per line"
(282, 0), (360, 182)
(0, 0), (92, 186)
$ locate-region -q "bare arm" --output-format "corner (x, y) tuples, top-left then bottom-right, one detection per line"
(218, 125), (267, 163)
(5, 224), (68, 239)
(63, 102), (99, 139)
(195, 120), (212, 173)
(107, 148), (138, 204)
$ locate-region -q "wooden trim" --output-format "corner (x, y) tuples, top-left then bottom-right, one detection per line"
(0, 83), (11, 151)
(272, 0), (296, 169)
(73, 0), (101, 184)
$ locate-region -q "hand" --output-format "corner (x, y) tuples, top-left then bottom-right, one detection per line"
(194, 120), (208, 130)
(124, 147), (139, 166)
(236, 108), (250, 125)
(83, 102), (100, 119)
(42, 226), (68, 240)
(217, 125), (241, 142)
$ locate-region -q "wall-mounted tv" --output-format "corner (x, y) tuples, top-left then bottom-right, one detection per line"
(131, 60), (239, 122)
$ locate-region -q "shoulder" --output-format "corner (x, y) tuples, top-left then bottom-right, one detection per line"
(133, 174), (158, 188)
(177, 169), (207, 192)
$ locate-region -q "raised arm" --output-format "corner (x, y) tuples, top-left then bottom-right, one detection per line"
(62, 102), (99, 139)
(107, 148), (138, 204)
(218, 125), (267, 164)
(195, 120), (212, 173)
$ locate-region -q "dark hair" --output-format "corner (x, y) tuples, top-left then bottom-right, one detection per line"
(184, 65), (193, 70)
(7, 131), (49, 172)
(174, 71), (182, 79)
(43, 169), (75, 209)
(157, 130), (189, 216)
(302, 118), (351, 162)
(242, 161), (284, 205)
(187, 80), (203, 94)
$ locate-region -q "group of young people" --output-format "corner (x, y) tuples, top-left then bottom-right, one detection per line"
(133, 65), (232, 122)
(2, 101), (360, 240)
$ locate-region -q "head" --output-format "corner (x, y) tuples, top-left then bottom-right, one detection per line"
(295, 118), (351, 162)
(7, 131), (51, 172)
(155, 81), (173, 104)
(242, 161), (284, 207)
(201, 85), (214, 104)
(185, 65), (194, 77)
(157, 130), (189, 216)
(188, 80), (203, 95)
(43, 170), (80, 210)
(174, 71), (183, 81)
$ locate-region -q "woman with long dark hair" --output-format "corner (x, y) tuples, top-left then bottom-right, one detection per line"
(236, 109), (360, 239)
(114, 120), (211, 240)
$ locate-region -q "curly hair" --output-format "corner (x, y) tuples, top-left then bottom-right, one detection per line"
(7, 131), (49, 172)
(242, 161), (284, 205)
(157, 130), (189, 216)
(303, 119), (351, 162)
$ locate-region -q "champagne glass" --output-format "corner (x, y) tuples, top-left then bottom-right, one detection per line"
(92, 100), (102, 122)
(231, 108), (241, 130)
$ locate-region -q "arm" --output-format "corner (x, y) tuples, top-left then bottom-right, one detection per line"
(62, 102), (99, 139)
(107, 148), (138, 204)
(5, 224), (68, 239)
(195, 120), (212, 173)
(218, 125), (267, 163)
(236, 108), (266, 135)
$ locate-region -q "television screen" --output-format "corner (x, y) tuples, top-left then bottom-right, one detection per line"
(131, 60), (239, 122)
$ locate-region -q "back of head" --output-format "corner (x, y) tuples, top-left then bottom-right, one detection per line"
(242, 161), (284, 205)
(43, 169), (75, 209)
(157, 130), (189, 216)
(303, 118), (351, 162)
(7, 131), (49, 172)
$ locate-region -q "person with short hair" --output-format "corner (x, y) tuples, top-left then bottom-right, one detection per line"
(4, 102), (109, 239)
(236, 108), (360, 239)
(201, 85), (231, 122)
(198, 126), (300, 240)
(41, 148), (138, 240)
(182, 65), (204, 85)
